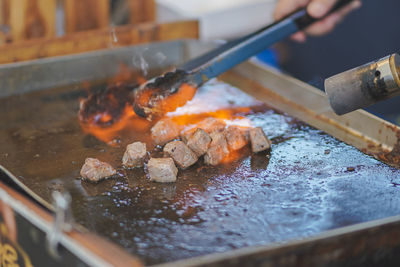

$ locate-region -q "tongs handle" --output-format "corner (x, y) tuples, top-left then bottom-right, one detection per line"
(181, 0), (354, 84)
(132, 0), (354, 119)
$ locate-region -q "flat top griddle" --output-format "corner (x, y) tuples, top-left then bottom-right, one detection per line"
(1, 77), (400, 265)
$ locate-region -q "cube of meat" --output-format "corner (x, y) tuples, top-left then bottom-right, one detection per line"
(197, 117), (226, 133)
(147, 158), (178, 183)
(163, 141), (198, 169)
(180, 118), (226, 143)
(180, 129), (194, 143)
(80, 158), (117, 183)
(122, 141), (147, 168)
(204, 132), (229, 166)
(187, 128), (212, 157)
(249, 127), (271, 152)
(151, 118), (180, 145)
(224, 126), (249, 151)
(209, 132), (230, 154)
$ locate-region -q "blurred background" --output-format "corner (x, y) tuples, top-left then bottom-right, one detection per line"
(0, 0), (398, 123)
(279, 0), (400, 124)
(119, 0), (400, 124)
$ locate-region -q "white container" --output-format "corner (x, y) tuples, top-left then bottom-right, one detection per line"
(156, 0), (277, 40)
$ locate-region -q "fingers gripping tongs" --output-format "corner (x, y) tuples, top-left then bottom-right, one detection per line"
(134, 0), (354, 119)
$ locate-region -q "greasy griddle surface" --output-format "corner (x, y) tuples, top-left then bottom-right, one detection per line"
(1, 80), (400, 265)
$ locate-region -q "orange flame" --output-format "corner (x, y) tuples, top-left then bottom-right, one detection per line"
(80, 105), (151, 145)
(80, 71), (256, 166)
(221, 149), (243, 164)
(170, 108), (250, 127)
(159, 83), (197, 114)
(135, 83), (197, 118)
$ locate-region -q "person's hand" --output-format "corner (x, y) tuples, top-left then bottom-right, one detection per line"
(274, 0), (362, 42)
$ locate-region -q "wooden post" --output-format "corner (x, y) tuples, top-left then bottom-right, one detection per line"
(8, 0), (56, 42)
(129, 0), (156, 24)
(0, 0), (5, 25)
(64, 0), (110, 33)
(0, 0), (9, 45)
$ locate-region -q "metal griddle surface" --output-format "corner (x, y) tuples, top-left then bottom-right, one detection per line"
(1, 79), (400, 265)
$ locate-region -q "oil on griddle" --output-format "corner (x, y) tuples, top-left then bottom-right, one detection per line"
(1, 78), (400, 265)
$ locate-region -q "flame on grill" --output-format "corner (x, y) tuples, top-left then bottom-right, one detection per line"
(170, 108), (251, 127)
(221, 150), (242, 164)
(78, 65), (153, 145)
(134, 83), (197, 119)
(157, 83), (197, 115)
(79, 71), (259, 164)
(80, 105), (151, 145)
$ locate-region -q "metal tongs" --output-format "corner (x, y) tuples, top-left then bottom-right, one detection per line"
(133, 0), (354, 119)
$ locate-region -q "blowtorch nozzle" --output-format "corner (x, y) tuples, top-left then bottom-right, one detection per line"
(325, 53), (400, 115)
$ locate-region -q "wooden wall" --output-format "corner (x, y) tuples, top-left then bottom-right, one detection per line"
(0, 20), (199, 64)
(64, 0), (110, 33)
(0, 0), (157, 43)
(129, 0), (156, 24)
(0, 0), (56, 43)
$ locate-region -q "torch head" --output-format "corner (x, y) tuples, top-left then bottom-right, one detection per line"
(325, 53), (400, 115)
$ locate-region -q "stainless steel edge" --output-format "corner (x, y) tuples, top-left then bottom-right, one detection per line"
(0, 185), (114, 267)
(0, 165), (53, 211)
(1, 39), (400, 266)
(0, 39), (219, 98)
(232, 59), (399, 154)
(154, 214), (400, 267)
(0, 41), (185, 97)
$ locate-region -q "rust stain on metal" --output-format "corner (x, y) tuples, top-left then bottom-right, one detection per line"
(375, 128), (400, 166)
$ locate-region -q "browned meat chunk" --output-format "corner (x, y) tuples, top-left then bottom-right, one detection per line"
(204, 132), (229, 166)
(147, 158), (178, 183)
(197, 117), (226, 133)
(122, 141), (147, 168)
(224, 126), (249, 151)
(187, 128), (212, 157)
(80, 158), (117, 182)
(151, 118), (180, 145)
(209, 132), (230, 154)
(249, 127), (271, 152)
(163, 141), (198, 169)
(180, 117), (226, 142)
(180, 129), (194, 143)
